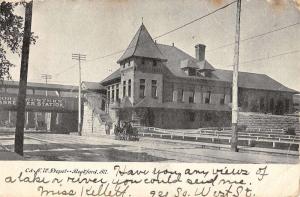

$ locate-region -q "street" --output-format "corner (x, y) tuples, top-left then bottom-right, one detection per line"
(0, 132), (298, 163)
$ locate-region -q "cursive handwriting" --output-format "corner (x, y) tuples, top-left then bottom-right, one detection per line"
(83, 183), (130, 197)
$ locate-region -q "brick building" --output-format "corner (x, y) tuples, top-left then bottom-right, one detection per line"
(0, 81), (78, 133)
(100, 24), (297, 129)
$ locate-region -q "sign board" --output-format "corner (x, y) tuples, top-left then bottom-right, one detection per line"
(0, 93), (78, 112)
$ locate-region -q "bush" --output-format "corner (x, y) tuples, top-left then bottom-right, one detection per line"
(285, 127), (296, 135)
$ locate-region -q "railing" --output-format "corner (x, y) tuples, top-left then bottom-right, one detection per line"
(135, 126), (299, 150)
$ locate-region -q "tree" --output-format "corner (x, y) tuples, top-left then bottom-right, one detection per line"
(0, 1), (37, 80)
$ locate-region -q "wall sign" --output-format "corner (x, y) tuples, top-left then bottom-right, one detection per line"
(0, 96), (64, 108)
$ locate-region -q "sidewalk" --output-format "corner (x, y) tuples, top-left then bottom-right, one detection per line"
(0, 146), (23, 160)
(0, 151), (23, 160)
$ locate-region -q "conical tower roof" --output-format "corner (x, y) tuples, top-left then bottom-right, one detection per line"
(117, 24), (166, 63)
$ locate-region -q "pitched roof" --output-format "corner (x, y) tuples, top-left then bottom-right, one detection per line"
(157, 44), (218, 80)
(0, 80), (78, 91)
(117, 24), (166, 63)
(101, 38), (297, 93)
(82, 81), (105, 91)
(180, 59), (215, 70)
(213, 69), (298, 93)
(100, 69), (121, 85)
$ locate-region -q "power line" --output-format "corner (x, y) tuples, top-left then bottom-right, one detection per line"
(207, 21), (300, 53)
(153, 1), (237, 40)
(51, 19), (299, 78)
(40, 74), (52, 84)
(49, 21), (300, 81)
(41, 74), (52, 96)
(52, 1), (299, 79)
(53, 64), (77, 77)
(86, 1), (237, 62)
(223, 49), (300, 68)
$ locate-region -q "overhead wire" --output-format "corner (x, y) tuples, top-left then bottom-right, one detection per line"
(207, 21), (300, 53)
(86, 0), (237, 62)
(222, 49), (300, 68)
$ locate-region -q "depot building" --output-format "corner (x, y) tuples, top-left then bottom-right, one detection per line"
(97, 24), (298, 129)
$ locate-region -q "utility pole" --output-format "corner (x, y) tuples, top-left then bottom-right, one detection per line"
(14, 1), (33, 156)
(231, 0), (241, 152)
(41, 74), (52, 84)
(72, 53), (86, 136)
(41, 74), (52, 132)
(41, 74), (52, 96)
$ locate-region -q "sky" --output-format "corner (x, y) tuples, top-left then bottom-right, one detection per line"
(8, 0), (300, 91)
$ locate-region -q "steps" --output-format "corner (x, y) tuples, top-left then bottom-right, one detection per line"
(81, 93), (111, 135)
(239, 112), (300, 130)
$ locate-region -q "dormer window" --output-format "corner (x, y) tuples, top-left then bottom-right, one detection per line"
(204, 70), (212, 77)
(188, 68), (196, 76)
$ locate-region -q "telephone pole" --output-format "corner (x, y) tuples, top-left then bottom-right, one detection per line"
(231, 0), (242, 152)
(41, 74), (52, 84)
(14, 1), (33, 156)
(41, 74), (52, 96)
(72, 53), (86, 136)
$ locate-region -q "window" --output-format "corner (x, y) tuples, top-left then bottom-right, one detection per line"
(153, 60), (157, 67)
(220, 94), (225, 105)
(101, 100), (105, 111)
(205, 91), (211, 104)
(285, 99), (290, 112)
(270, 98), (274, 112)
(188, 68), (196, 76)
(128, 80), (131, 97)
(116, 84), (119, 102)
(204, 112), (212, 121)
(204, 71), (212, 77)
(260, 97), (265, 111)
(177, 89), (183, 102)
(122, 64), (125, 69)
(123, 81), (126, 98)
(189, 91), (194, 103)
(151, 80), (157, 98)
(111, 85), (114, 102)
(139, 79), (145, 98)
(189, 112), (195, 122)
(142, 58), (145, 65)
(172, 90), (176, 102)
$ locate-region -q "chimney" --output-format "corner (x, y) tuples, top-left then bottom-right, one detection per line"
(195, 44), (206, 61)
